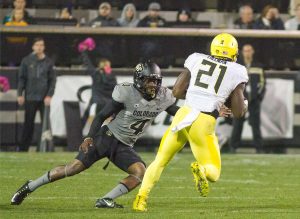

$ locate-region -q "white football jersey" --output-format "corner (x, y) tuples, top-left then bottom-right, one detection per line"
(184, 53), (249, 112)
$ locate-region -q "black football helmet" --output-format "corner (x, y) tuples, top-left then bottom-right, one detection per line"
(133, 61), (162, 101)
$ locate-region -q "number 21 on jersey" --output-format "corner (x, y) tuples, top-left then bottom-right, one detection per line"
(194, 59), (227, 94)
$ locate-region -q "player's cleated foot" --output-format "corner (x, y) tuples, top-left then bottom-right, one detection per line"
(191, 162), (209, 197)
(132, 195), (148, 212)
(95, 198), (124, 208)
(11, 180), (32, 205)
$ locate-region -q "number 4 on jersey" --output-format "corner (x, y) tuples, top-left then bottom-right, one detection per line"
(130, 119), (150, 135)
(195, 59), (227, 94)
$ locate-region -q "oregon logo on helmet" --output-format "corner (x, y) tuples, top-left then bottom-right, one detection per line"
(210, 33), (238, 62)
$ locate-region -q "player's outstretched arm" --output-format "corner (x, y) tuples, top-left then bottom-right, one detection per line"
(172, 68), (191, 99)
(80, 100), (124, 153)
(230, 83), (248, 118)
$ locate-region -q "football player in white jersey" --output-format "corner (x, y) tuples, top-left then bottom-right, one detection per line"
(133, 33), (249, 212)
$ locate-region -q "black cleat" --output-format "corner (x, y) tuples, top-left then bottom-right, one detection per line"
(11, 180), (32, 205)
(95, 198), (124, 208)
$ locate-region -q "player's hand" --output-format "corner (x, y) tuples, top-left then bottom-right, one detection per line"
(219, 104), (232, 117)
(17, 96), (25, 106)
(79, 137), (93, 153)
(44, 96), (52, 106)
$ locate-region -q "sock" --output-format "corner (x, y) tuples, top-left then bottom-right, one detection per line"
(28, 172), (50, 191)
(103, 183), (129, 200)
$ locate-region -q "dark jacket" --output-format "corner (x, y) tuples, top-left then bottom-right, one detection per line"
(238, 59), (266, 102)
(89, 15), (119, 27)
(81, 51), (117, 105)
(138, 15), (166, 27)
(18, 53), (56, 101)
(233, 18), (255, 29)
(253, 17), (284, 30)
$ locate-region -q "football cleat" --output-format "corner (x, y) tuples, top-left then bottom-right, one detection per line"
(95, 198), (124, 208)
(191, 162), (209, 197)
(132, 195), (148, 212)
(11, 180), (32, 205)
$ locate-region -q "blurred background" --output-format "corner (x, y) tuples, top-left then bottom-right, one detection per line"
(0, 0), (300, 153)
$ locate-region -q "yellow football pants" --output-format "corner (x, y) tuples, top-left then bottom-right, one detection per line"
(138, 106), (221, 197)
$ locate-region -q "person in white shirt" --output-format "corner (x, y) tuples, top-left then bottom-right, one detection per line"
(285, 3), (300, 30)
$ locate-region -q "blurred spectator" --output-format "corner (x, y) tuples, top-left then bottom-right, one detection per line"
(4, 9), (28, 27)
(176, 8), (193, 23)
(89, 2), (119, 27)
(117, 3), (139, 27)
(138, 2), (166, 27)
(254, 0), (290, 13)
(59, 7), (73, 20)
(285, 3), (300, 30)
(230, 44), (266, 154)
(234, 5), (255, 29)
(17, 37), (56, 152)
(253, 5), (285, 69)
(167, 8), (196, 67)
(285, 3), (300, 69)
(253, 5), (284, 30)
(289, 0), (300, 16)
(138, 2), (167, 66)
(218, 0), (289, 13)
(116, 3), (140, 66)
(78, 38), (117, 115)
(2, 0), (32, 24)
(0, 76), (10, 93)
(4, 9), (28, 66)
(50, 6), (78, 66)
(89, 2), (119, 62)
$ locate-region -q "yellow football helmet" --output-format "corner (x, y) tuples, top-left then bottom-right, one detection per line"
(210, 33), (238, 62)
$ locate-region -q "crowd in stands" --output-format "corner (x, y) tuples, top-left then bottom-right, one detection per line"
(1, 0), (300, 69)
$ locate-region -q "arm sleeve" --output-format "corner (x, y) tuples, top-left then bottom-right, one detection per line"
(46, 62), (56, 96)
(17, 59), (27, 96)
(87, 99), (124, 138)
(165, 103), (179, 116)
(81, 51), (96, 76)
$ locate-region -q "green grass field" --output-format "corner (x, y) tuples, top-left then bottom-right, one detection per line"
(0, 152), (299, 218)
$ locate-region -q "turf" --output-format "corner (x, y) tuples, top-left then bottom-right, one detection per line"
(0, 152), (299, 219)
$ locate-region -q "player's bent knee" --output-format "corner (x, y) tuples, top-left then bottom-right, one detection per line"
(128, 162), (146, 180)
